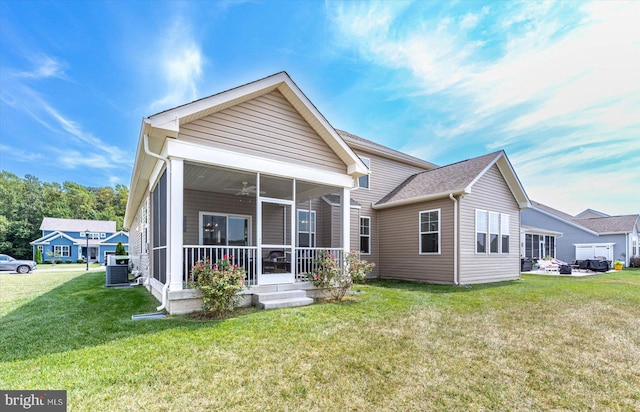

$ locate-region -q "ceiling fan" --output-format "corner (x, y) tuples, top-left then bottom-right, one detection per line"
(224, 181), (263, 196)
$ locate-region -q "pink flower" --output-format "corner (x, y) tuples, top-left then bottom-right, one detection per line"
(223, 254), (228, 259)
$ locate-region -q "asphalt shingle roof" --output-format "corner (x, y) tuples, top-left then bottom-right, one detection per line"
(532, 201), (639, 234)
(375, 151), (502, 206)
(40, 218), (116, 233)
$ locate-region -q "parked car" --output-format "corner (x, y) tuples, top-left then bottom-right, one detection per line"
(0, 254), (37, 273)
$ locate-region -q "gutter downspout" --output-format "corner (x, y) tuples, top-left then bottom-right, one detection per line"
(450, 194), (459, 285)
(144, 133), (170, 311)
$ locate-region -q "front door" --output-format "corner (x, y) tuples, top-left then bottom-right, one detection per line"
(258, 199), (295, 285)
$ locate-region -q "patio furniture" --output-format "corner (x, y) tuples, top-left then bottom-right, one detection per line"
(262, 250), (290, 273)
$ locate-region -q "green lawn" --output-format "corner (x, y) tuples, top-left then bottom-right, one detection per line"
(1, 269), (639, 411)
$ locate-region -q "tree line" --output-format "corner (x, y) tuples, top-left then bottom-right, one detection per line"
(0, 171), (128, 260)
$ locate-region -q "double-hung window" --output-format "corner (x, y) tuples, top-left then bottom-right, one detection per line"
(476, 210), (488, 253)
(54, 245), (70, 257)
(489, 212), (500, 253)
(360, 217), (371, 254)
(419, 209), (440, 254)
(297, 210), (316, 247)
(477, 210), (511, 254)
(501, 214), (510, 253)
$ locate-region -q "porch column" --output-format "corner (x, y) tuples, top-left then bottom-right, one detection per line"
(168, 157), (184, 291)
(342, 186), (351, 254)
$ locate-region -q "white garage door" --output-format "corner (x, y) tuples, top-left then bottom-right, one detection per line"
(575, 243), (614, 261)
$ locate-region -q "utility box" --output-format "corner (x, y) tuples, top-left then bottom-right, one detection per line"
(106, 255), (130, 286)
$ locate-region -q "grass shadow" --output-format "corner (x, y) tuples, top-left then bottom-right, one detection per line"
(368, 278), (520, 294)
(0, 271), (238, 363)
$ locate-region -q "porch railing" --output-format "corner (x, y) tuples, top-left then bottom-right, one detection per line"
(183, 246), (258, 286)
(295, 248), (344, 282)
(183, 246), (345, 286)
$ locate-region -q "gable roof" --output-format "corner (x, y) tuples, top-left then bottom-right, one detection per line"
(576, 215), (640, 234)
(575, 208), (609, 219)
(40, 218), (116, 233)
(530, 201), (639, 235)
(103, 231), (130, 243)
(125, 72), (368, 229)
(374, 150), (530, 209)
(337, 130), (438, 170)
(30, 231), (98, 246)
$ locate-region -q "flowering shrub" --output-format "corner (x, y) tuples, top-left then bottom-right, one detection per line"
(345, 250), (376, 284)
(190, 255), (246, 315)
(306, 250), (375, 301)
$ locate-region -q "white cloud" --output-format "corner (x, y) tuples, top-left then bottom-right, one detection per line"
(328, 0), (640, 213)
(0, 144), (44, 162)
(148, 18), (204, 112)
(14, 53), (68, 80)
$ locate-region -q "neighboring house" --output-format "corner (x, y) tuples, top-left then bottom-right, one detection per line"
(124, 72), (530, 314)
(521, 201), (640, 265)
(31, 218), (129, 264)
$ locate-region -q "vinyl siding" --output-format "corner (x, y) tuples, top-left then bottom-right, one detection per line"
(178, 91), (346, 174)
(459, 165), (521, 284)
(378, 198), (455, 283)
(350, 148), (433, 277)
(183, 190), (257, 246)
(521, 208), (628, 263)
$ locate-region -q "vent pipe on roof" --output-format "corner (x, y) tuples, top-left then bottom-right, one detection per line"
(450, 193), (459, 285)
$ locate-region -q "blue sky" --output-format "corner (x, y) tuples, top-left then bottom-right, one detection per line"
(1, 0), (638, 216)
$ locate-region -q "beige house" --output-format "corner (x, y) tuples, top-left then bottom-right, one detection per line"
(124, 72), (530, 314)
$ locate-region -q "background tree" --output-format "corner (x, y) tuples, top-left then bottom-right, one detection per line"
(0, 171), (129, 259)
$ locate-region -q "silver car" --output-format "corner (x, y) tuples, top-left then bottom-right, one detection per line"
(0, 254), (37, 273)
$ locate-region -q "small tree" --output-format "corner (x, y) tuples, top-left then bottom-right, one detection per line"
(34, 248), (42, 264)
(115, 241), (126, 256)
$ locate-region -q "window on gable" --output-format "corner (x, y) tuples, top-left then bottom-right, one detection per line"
(476, 210), (488, 253)
(297, 210), (316, 247)
(360, 217), (371, 255)
(419, 209), (440, 254)
(358, 157), (370, 189)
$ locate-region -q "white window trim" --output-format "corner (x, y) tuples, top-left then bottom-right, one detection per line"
(53, 245), (70, 257)
(198, 211), (253, 246)
(297, 209), (316, 247)
(360, 216), (371, 255)
(419, 209), (441, 255)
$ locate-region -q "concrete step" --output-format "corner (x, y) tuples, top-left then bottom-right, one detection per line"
(260, 296), (314, 310)
(253, 290), (313, 310)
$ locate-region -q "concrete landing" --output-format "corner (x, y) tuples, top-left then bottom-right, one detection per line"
(252, 290), (313, 310)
